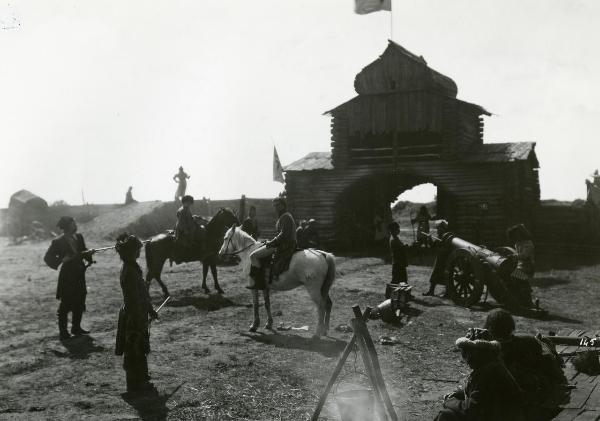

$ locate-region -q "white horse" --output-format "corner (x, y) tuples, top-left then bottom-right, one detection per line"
(218, 225), (336, 337)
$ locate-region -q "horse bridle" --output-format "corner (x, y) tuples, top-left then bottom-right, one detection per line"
(220, 226), (263, 256)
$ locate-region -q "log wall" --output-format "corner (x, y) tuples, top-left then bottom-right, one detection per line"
(286, 160), (538, 250)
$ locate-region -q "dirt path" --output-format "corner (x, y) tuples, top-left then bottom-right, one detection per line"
(0, 238), (598, 420)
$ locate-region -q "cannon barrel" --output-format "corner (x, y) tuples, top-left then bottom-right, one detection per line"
(443, 234), (514, 277)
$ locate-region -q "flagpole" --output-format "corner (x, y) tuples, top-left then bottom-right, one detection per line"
(390, 0), (393, 41)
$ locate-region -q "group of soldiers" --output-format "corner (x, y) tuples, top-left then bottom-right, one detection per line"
(43, 195), (303, 392)
(43, 190), (550, 411)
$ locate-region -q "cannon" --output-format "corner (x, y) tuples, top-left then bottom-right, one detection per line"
(430, 232), (529, 308)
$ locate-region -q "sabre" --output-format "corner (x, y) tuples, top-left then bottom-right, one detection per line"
(156, 295), (171, 313)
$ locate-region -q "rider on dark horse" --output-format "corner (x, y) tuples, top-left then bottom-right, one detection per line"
(174, 195), (206, 262)
(248, 197), (296, 290)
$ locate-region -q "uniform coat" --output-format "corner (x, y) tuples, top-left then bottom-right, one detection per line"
(44, 233), (91, 312)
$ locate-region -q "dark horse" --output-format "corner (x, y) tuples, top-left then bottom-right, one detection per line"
(144, 208), (238, 297)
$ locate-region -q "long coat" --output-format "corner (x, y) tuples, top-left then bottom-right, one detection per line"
(44, 233), (91, 312)
(118, 262), (152, 356)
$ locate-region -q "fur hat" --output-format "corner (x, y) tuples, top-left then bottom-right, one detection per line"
(181, 195), (194, 204)
(56, 216), (75, 230)
(115, 233), (142, 259)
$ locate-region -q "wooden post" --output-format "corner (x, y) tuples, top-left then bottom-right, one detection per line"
(311, 306), (398, 421)
(239, 195), (246, 221)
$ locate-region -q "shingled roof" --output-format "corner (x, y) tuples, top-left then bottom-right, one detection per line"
(464, 142), (538, 166)
(284, 152), (333, 172)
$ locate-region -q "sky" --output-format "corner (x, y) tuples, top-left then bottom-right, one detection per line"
(1, 0), (599, 206)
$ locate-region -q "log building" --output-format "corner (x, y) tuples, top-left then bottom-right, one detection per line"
(284, 41), (540, 249)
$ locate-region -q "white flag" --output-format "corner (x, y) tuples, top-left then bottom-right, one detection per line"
(355, 0), (391, 15)
(273, 146), (284, 183)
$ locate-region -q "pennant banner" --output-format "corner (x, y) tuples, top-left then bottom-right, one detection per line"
(273, 146), (285, 183)
(355, 0), (391, 15)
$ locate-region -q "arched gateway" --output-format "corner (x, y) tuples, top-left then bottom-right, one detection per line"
(284, 41), (540, 250)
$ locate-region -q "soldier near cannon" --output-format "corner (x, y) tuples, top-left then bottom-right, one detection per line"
(506, 224), (535, 308)
(423, 220), (451, 297)
(44, 216), (95, 340)
(114, 233), (158, 392)
(434, 329), (525, 421)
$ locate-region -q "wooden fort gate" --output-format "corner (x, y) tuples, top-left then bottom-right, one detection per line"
(284, 41), (540, 250)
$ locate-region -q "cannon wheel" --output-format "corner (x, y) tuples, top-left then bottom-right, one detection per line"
(445, 249), (484, 307)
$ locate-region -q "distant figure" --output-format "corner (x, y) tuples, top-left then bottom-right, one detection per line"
(434, 330), (524, 421)
(241, 205), (260, 240)
(506, 224), (535, 308)
(125, 186), (137, 205)
(411, 205), (435, 247)
(593, 169), (600, 187)
(296, 220), (309, 249)
(387, 222), (408, 298)
(304, 219), (320, 249)
(114, 234), (158, 392)
(43, 216), (94, 340)
(173, 166), (190, 201)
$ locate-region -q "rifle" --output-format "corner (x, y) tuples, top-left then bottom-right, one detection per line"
(419, 231), (441, 242)
(80, 240), (151, 267)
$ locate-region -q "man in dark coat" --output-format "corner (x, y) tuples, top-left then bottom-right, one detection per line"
(44, 216), (94, 340)
(115, 233), (158, 392)
(484, 309), (567, 420)
(424, 220), (451, 296)
(248, 197), (296, 289)
(241, 205), (260, 240)
(434, 331), (525, 421)
(385, 222), (408, 298)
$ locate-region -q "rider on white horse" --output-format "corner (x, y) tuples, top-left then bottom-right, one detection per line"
(248, 197), (296, 290)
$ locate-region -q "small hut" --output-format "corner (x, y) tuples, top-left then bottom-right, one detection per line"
(7, 190), (49, 238)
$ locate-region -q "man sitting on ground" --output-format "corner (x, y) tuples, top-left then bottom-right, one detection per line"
(434, 329), (524, 421)
(484, 309), (567, 420)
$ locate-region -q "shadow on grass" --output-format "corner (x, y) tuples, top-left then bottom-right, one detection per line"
(54, 335), (105, 359)
(240, 332), (347, 358)
(167, 293), (242, 312)
(530, 277), (571, 289)
(121, 381), (184, 421)
(468, 302), (583, 324)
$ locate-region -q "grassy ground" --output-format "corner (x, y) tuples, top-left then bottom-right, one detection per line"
(1, 236), (599, 420)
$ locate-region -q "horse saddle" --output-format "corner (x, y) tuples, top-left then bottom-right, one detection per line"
(172, 225), (207, 264)
(259, 248), (300, 285)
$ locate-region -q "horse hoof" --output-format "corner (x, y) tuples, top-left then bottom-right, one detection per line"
(249, 324), (258, 333)
(216, 288), (224, 295)
(265, 321), (273, 330)
(203, 288), (210, 294)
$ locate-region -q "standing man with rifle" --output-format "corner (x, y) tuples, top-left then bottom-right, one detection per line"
(44, 216), (95, 340)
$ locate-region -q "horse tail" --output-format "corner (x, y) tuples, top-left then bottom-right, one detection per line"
(145, 239), (155, 283)
(320, 252), (336, 297)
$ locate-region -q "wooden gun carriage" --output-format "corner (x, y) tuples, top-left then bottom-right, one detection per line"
(433, 232), (524, 308)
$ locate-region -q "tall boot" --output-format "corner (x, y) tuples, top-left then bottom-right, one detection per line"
(71, 311), (90, 335)
(58, 312), (72, 340)
(246, 266), (265, 290)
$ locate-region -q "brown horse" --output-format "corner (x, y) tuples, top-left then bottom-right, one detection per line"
(145, 208), (238, 297)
